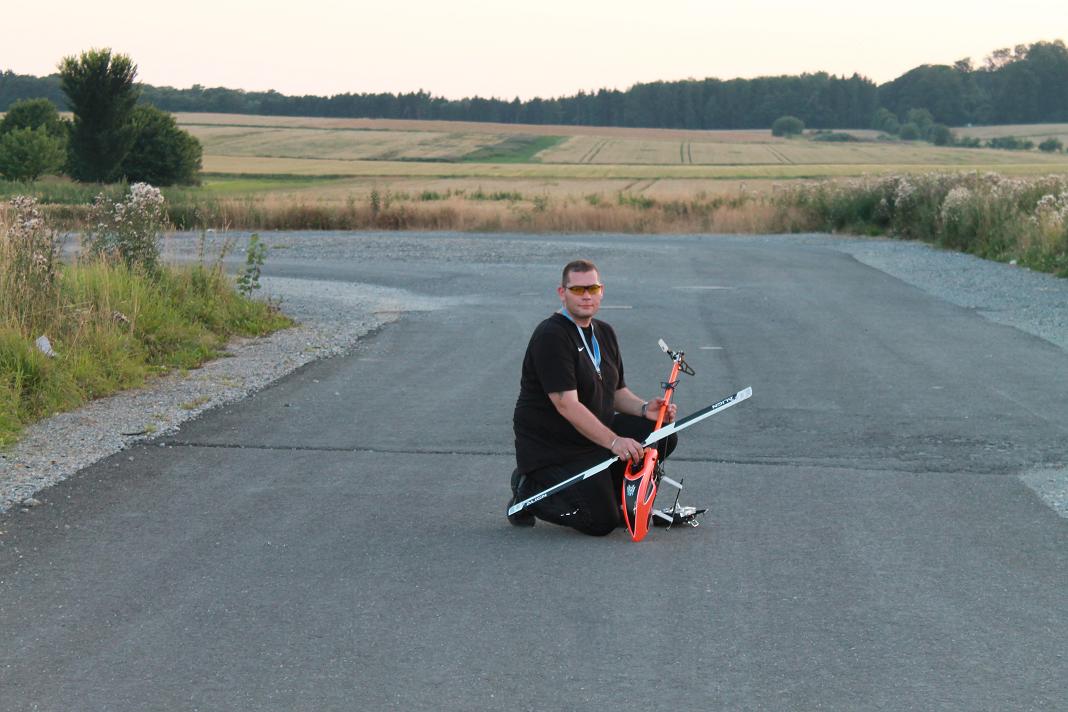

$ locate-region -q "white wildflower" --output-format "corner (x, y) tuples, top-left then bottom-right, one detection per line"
(940, 186), (973, 226)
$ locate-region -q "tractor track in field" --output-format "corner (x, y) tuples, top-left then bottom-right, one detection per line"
(679, 142), (694, 164)
(767, 145), (794, 164)
(580, 138), (609, 164)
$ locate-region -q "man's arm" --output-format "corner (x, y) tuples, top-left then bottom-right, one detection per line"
(614, 387), (677, 423)
(613, 387), (646, 417)
(548, 390), (644, 463)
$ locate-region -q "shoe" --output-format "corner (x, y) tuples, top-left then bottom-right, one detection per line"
(507, 468), (535, 527)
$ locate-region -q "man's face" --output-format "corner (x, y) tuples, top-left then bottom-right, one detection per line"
(558, 269), (603, 322)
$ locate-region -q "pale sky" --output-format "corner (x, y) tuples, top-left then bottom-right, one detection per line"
(3, 0), (1064, 100)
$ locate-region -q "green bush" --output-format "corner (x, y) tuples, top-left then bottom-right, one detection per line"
(811, 131), (859, 142)
(871, 108), (900, 135)
(771, 116), (805, 137)
(988, 136), (1034, 150)
(928, 124), (954, 146)
(122, 105), (202, 186)
(905, 108), (934, 135)
(1038, 137), (1064, 153)
(0, 128), (66, 181)
(0, 99), (68, 141)
(898, 123), (921, 140)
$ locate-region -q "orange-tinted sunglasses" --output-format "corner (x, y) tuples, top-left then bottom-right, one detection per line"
(565, 284), (604, 295)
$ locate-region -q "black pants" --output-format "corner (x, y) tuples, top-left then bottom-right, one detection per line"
(522, 414), (678, 537)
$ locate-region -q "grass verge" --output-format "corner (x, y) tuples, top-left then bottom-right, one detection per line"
(0, 242), (292, 447)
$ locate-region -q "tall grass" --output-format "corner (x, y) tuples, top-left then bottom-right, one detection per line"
(144, 190), (816, 236)
(154, 191), (814, 234)
(0, 196), (291, 447)
(775, 173), (1068, 275)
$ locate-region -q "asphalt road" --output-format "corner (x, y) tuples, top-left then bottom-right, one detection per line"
(2, 233), (1066, 711)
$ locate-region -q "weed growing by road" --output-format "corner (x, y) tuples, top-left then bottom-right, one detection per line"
(84, 182), (167, 273)
(0, 196), (61, 330)
(180, 396), (211, 410)
(237, 234), (267, 297)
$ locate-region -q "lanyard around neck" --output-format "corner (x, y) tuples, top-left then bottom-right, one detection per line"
(560, 308), (601, 377)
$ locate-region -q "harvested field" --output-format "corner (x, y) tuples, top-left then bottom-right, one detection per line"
(539, 135), (1068, 166)
(540, 136), (787, 165)
(176, 112), (775, 142)
(189, 125), (501, 162)
(185, 112), (1068, 174)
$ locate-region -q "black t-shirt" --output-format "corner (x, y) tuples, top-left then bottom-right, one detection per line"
(513, 312), (626, 473)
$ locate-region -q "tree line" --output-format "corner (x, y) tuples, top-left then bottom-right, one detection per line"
(879, 42), (1068, 125)
(4, 40), (1066, 131)
(0, 70), (880, 129)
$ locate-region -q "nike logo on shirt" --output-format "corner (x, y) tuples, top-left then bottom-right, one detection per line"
(578, 347), (585, 352)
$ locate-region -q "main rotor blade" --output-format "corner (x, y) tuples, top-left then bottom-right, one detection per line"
(507, 386), (752, 516)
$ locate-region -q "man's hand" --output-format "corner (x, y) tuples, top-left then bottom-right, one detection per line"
(610, 436), (645, 463)
(645, 396), (677, 423)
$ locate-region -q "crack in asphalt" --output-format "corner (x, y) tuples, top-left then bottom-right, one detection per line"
(161, 440), (726, 460)
(163, 441), (509, 456)
(160, 439), (760, 467)
(159, 440), (1024, 475)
